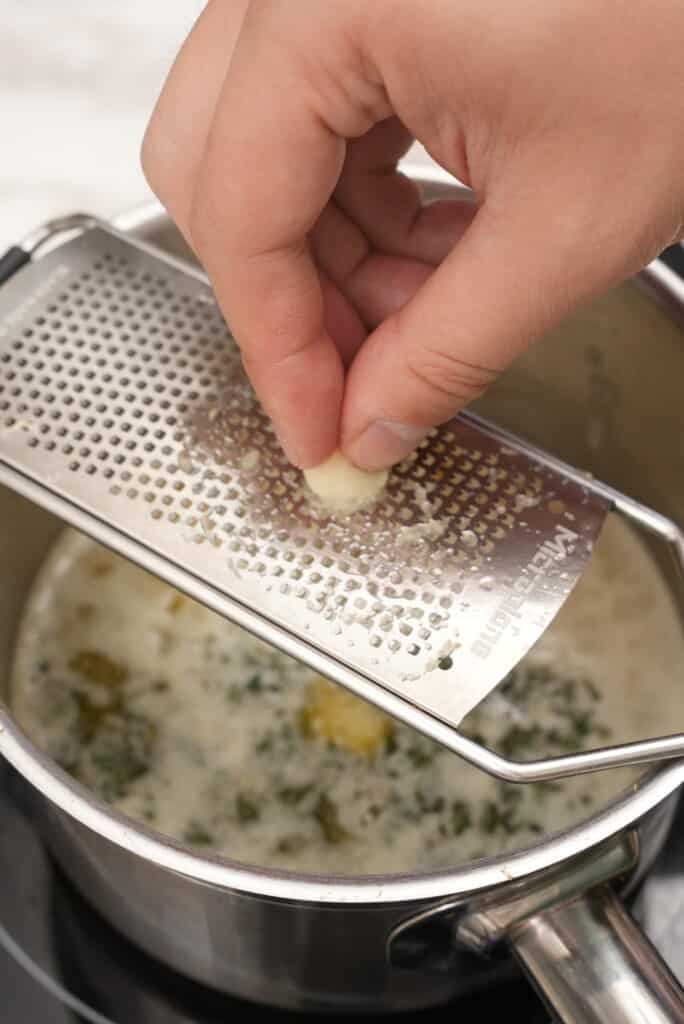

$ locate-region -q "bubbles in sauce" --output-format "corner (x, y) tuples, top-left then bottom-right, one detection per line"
(10, 516), (684, 876)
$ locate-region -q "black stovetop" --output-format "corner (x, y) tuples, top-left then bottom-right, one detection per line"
(2, 759), (684, 1024)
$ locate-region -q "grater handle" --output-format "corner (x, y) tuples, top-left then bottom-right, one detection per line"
(0, 213), (98, 285)
(0, 246), (30, 286)
(460, 731), (684, 784)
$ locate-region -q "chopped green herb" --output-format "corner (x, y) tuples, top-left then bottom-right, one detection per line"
(236, 793), (260, 823)
(543, 727), (577, 752)
(277, 783), (313, 806)
(83, 711), (156, 801)
(480, 801), (518, 836)
(498, 724), (543, 759)
(246, 674), (262, 694)
(582, 678), (601, 702)
(524, 664), (554, 686)
(451, 800), (472, 836)
(498, 783), (524, 806)
(406, 744), (435, 768)
(313, 794), (351, 844)
(385, 732), (398, 756)
(554, 678), (577, 704)
(480, 802), (501, 835)
(415, 790), (446, 814)
(184, 822), (214, 846)
(500, 664), (551, 702)
(553, 706), (593, 739)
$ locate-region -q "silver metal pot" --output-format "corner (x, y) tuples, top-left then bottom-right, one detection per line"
(2, 168), (684, 1021)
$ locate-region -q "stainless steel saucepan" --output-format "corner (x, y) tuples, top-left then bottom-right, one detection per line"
(2, 168), (684, 1021)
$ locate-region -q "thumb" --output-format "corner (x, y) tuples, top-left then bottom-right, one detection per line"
(340, 190), (612, 470)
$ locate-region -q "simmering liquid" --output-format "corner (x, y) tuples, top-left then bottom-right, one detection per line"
(10, 516), (684, 875)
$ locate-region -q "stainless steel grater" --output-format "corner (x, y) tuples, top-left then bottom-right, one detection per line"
(3, 214), (684, 783)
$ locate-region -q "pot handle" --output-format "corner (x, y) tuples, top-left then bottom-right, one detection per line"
(508, 884), (684, 1024)
(390, 837), (684, 1022)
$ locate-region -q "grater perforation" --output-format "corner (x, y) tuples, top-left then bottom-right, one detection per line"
(4, 217), (684, 782)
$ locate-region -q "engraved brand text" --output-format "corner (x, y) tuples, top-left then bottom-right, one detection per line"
(470, 524), (580, 660)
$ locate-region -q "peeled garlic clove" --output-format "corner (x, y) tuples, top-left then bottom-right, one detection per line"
(304, 450), (388, 513)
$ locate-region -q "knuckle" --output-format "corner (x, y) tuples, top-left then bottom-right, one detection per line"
(406, 344), (500, 408)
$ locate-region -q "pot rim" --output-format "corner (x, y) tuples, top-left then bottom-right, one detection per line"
(2, 167), (684, 905)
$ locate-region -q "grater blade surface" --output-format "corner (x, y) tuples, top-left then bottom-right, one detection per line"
(0, 224), (608, 737)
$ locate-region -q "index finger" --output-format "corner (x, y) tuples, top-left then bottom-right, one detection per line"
(189, 12), (349, 468)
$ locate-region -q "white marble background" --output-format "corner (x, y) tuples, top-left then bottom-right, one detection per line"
(1, 3), (437, 255)
(0, 2), (205, 250)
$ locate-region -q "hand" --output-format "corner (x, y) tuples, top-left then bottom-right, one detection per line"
(142, 0), (684, 470)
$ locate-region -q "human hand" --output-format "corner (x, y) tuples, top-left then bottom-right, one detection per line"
(142, 0), (684, 470)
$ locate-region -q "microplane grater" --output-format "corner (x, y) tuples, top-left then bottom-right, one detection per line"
(3, 216), (684, 783)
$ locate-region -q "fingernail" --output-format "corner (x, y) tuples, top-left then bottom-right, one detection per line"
(273, 424), (305, 468)
(274, 423), (333, 470)
(346, 421), (430, 471)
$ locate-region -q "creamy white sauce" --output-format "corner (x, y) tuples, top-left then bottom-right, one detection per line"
(10, 516), (684, 876)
